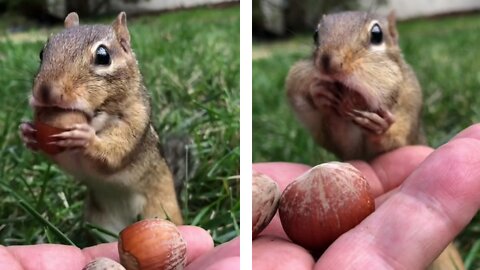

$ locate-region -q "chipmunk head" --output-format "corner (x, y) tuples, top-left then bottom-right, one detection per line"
(31, 12), (142, 118)
(313, 11), (403, 110)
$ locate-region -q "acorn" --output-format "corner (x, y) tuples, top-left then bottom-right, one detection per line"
(252, 172), (280, 239)
(278, 162), (375, 252)
(118, 218), (187, 270)
(33, 107), (88, 155)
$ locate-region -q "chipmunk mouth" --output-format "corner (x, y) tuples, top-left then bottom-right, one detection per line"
(332, 79), (379, 111)
(29, 95), (94, 120)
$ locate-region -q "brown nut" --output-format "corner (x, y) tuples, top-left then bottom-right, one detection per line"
(338, 89), (370, 118)
(33, 107), (88, 155)
(278, 162), (375, 252)
(83, 257), (126, 270)
(252, 172), (280, 239)
(119, 219), (187, 270)
(35, 107), (88, 128)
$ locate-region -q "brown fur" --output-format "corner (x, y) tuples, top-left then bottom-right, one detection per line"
(29, 12), (182, 236)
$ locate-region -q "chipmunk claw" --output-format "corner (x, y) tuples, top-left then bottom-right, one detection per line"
(52, 123), (95, 149)
(310, 83), (342, 111)
(349, 108), (395, 134)
(19, 122), (39, 151)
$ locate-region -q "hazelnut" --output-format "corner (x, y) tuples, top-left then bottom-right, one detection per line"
(83, 257), (126, 270)
(118, 219), (187, 270)
(33, 107), (88, 155)
(278, 162), (374, 252)
(252, 172), (280, 239)
(338, 89), (369, 118)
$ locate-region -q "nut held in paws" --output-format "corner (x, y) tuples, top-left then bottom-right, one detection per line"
(279, 162), (374, 252)
(33, 107), (88, 155)
(252, 172), (281, 239)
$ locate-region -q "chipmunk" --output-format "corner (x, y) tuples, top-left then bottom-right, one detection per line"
(286, 11), (425, 161)
(286, 11), (463, 270)
(19, 12), (184, 237)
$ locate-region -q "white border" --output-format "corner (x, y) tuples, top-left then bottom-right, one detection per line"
(240, 0), (252, 269)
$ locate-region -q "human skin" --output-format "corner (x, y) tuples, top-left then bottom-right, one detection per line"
(253, 124), (480, 269)
(0, 226), (239, 270)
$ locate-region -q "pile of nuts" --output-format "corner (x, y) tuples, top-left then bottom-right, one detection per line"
(252, 162), (375, 252)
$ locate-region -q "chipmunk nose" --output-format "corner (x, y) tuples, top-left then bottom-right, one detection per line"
(39, 83), (51, 103)
(321, 54), (330, 70)
(36, 82), (61, 105)
(321, 53), (343, 74)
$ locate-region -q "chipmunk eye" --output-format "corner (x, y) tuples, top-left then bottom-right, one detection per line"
(370, 23), (383, 45)
(95, 45), (111, 66)
(313, 29), (319, 45)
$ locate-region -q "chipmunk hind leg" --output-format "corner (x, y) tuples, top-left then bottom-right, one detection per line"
(161, 133), (198, 197)
(140, 159), (184, 225)
(428, 243), (464, 270)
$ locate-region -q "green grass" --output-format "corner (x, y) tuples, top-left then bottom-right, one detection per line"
(253, 14), (480, 268)
(0, 6), (239, 247)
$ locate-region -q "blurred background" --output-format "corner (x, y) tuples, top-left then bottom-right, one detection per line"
(253, 0), (480, 268)
(0, 0), (239, 247)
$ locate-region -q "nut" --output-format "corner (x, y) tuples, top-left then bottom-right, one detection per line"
(118, 219), (187, 270)
(340, 89), (369, 114)
(278, 162), (374, 252)
(33, 107), (88, 155)
(83, 257), (126, 270)
(35, 107), (88, 128)
(252, 172), (280, 239)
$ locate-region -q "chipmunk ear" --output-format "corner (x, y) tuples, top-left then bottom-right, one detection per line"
(64, 12), (79, 28)
(387, 10), (398, 44)
(113, 12), (131, 52)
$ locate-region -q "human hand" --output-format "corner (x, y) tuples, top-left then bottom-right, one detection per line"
(253, 124), (480, 269)
(0, 226), (239, 270)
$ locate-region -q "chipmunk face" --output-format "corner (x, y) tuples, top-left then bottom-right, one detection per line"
(31, 12), (140, 118)
(313, 11), (403, 110)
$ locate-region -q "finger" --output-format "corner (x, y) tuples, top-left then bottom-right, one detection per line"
(82, 242), (119, 264)
(3, 226), (213, 269)
(204, 257), (240, 270)
(253, 162), (312, 191)
(0, 246), (24, 270)
(253, 236), (314, 270)
(178, 225), (214, 264)
(315, 124), (480, 269)
(185, 237), (239, 270)
(6, 244), (86, 270)
(349, 145), (433, 198)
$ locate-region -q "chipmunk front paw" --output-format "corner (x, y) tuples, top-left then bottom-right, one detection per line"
(51, 123), (96, 149)
(19, 122), (39, 151)
(347, 108), (395, 135)
(309, 82), (342, 112)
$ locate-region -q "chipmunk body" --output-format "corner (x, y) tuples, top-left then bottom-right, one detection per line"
(20, 12), (182, 235)
(287, 11), (463, 270)
(287, 11), (425, 160)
